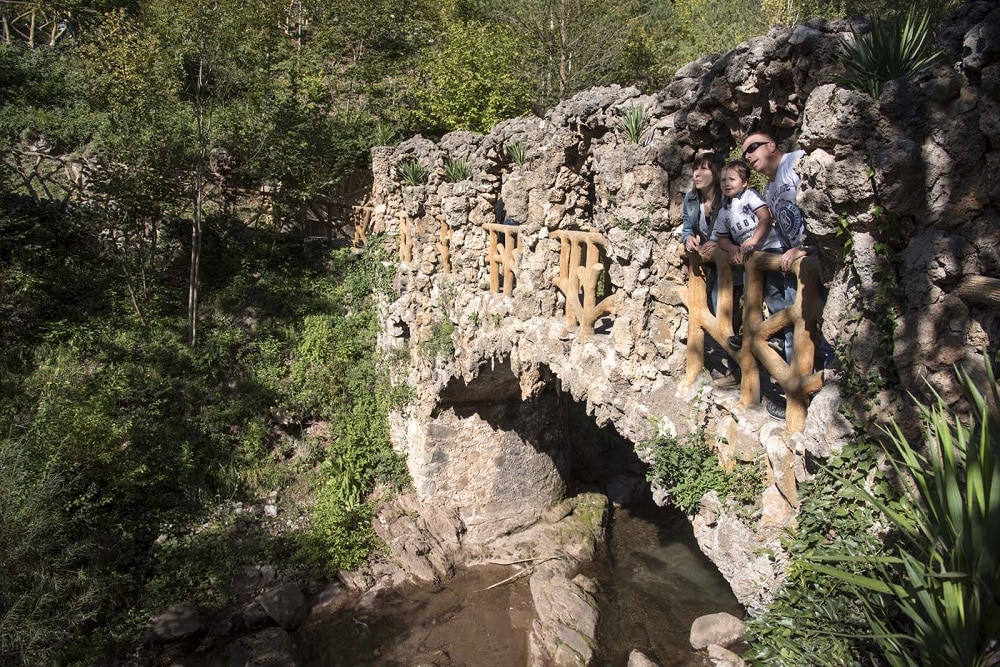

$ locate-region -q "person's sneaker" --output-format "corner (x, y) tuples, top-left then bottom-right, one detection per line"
(766, 399), (787, 421)
(711, 370), (740, 388)
(727, 335), (742, 349)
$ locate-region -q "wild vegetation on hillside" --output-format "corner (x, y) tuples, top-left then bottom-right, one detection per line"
(0, 0), (966, 663)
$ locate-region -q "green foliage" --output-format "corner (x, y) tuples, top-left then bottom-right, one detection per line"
(372, 121), (398, 146)
(0, 42), (103, 157)
(784, 0), (958, 28)
(615, 214), (652, 237)
(643, 0), (769, 85)
(619, 104), (650, 145)
(471, 0), (649, 105)
(309, 487), (379, 571)
(645, 427), (763, 513)
(140, 508), (298, 616)
(0, 192), (409, 660)
(396, 159), (429, 186)
(804, 364), (1000, 666)
(745, 437), (889, 665)
(836, 12), (940, 98)
(422, 317), (456, 361)
(506, 140), (528, 167)
(748, 363), (1000, 666)
(411, 19), (535, 133)
(443, 156), (472, 182)
(0, 444), (101, 665)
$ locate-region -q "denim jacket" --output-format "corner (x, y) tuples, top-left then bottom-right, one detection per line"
(680, 190), (717, 244)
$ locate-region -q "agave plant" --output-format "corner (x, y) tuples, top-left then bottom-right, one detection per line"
(836, 12), (940, 98)
(443, 156), (472, 183)
(506, 141), (528, 167)
(620, 104), (650, 145)
(808, 360), (1000, 666)
(396, 159), (428, 186)
(372, 121), (397, 146)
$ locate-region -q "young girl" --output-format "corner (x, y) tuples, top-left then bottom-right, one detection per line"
(680, 152), (724, 313)
(711, 161), (778, 345)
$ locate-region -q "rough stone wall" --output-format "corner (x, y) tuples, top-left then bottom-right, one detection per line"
(372, 1), (1000, 608)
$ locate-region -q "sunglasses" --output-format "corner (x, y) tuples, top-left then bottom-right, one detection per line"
(742, 140), (772, 159)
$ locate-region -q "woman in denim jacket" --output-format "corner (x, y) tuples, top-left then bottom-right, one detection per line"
(680, 152), (724, 314)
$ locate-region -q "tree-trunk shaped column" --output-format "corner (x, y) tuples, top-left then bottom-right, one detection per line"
(685, 249), (748, 393)
(685, 250), (824, 433)
(551, 230), (617, 339)
(397, 211), (413, 263)
(351, 204), (373, 248)
(742, 253), (823, 433)
(436, 214), (454, 275)
(482, 222), (520, 295)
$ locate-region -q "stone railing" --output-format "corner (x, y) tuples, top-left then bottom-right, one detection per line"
(685, 249), (823, 432)
(352, 204), (373, 248)
(551, 230), (617, 339)
(482, 222), (521, 295)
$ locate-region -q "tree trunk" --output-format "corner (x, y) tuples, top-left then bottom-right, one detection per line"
(188, 57), (205, 346)
(558, 0), (568, 99)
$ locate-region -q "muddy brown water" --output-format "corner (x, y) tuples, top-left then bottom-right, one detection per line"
(295, 495), (743, 667)
(294, 564), (534, 666)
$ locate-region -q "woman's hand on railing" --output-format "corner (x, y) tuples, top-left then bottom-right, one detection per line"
(684, 236), (700, 253)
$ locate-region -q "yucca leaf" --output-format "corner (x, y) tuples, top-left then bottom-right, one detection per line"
(836, 11), (940, 98)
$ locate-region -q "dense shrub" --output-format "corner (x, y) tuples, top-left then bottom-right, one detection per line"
(645, 427), (763, 514)
(0, 193), (408, 662)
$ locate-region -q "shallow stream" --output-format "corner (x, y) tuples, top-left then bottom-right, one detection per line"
(295, 494), (743, 666)
(587, 495), (745, 666)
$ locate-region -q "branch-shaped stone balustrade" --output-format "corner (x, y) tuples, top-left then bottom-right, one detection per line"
(397, 211), (413, 263)
(551, 230), (618, 339)
(482, 222), (521, 295)
(352, 203), (373, 248)
(685, 249), (823, 432)
(436, 214), (454, 275)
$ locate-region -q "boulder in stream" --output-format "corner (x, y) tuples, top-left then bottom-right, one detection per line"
(689, 611), (745, 649)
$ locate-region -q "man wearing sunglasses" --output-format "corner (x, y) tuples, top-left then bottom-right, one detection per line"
(740, 132), (810, 419)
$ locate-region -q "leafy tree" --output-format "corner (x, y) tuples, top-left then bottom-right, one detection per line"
(140, 0), (287, 345)
(477, 0), (649, 106)
(772, 0), (959, 26)
(411, 20), (536, 133)
(642, 0), (769, 84)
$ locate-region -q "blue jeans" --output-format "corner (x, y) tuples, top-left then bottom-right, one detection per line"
(763, 269), (795, 363)
(763, 260), (834, 369)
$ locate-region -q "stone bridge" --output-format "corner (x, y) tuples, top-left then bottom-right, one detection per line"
(359, 4), (1000, 615)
